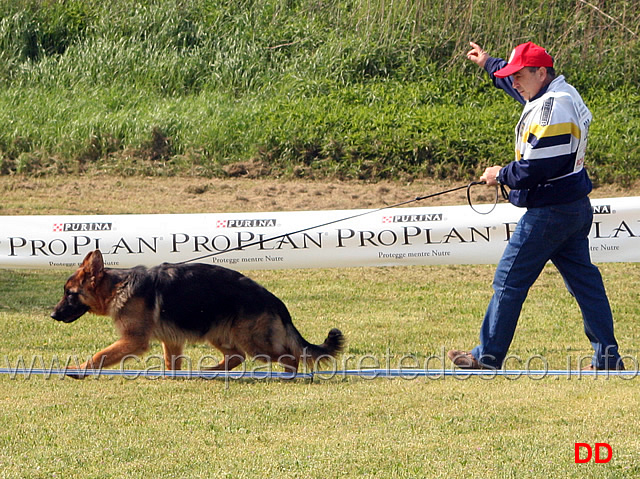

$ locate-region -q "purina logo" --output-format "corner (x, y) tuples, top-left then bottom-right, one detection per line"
(592, 205), (612, 215)
(382, 213), (443, 224)
(53, 223), (113, 232)
(216, 218), (277, 228)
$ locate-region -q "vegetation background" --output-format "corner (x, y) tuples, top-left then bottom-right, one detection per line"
(0, 0), (638, 183)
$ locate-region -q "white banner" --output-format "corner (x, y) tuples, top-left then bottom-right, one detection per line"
(0, 197), (638, 270)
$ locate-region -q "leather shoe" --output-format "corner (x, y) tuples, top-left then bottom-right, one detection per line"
(447, 349), (484, 369)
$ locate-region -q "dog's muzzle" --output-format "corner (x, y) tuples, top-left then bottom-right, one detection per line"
(51, 305), (89, 323)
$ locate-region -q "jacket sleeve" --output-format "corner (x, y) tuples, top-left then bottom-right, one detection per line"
(484, 57), (526, 105)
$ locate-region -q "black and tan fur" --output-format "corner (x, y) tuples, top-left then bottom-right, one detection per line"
(51, 250), (344, 377)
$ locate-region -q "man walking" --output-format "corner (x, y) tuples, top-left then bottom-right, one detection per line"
(448, 41), (624, 370)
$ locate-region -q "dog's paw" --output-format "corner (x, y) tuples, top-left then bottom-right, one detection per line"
(64, 368), (89, 380)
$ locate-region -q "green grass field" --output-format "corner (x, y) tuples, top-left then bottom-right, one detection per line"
(1, 177), (640, 478)
(2, 259), (639, 478)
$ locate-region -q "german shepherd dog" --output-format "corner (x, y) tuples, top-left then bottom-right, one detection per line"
(51, 250), (344, 377)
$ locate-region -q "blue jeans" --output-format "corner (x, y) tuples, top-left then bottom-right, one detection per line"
(471, 196), (623, 369)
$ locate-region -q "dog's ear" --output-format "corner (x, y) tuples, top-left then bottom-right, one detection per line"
(81, 250), (105, 285)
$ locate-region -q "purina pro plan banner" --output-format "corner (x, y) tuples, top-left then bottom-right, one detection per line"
(1, 197), (638, 270)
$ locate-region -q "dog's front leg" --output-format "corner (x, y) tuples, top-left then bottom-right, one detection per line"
(66, 336), (150, 379)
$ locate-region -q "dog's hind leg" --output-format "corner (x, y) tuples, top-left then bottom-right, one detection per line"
(277, 354), (299, 375)
(202, 346), (246, 371)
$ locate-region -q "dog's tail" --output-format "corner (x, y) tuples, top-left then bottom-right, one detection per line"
(270, 293), (345, 369)
(314, 328), (345, 359)
(293, 327), (345, 369)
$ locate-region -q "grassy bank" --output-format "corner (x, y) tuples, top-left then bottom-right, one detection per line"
(0, 0), (638, 183)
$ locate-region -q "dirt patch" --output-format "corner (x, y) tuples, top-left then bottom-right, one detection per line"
(1, 175), (638, 216)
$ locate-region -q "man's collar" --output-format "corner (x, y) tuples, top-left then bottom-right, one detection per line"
(529, 75), (562, 102)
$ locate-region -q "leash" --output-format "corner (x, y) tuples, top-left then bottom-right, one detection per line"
(177, 181), (500, 264)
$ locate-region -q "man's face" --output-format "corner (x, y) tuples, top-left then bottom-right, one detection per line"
(512, 67), (547, 101)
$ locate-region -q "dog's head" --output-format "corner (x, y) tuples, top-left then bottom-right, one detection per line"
(51, 250), (106, 323)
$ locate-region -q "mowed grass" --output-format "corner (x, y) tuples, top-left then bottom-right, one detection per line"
(1, 261), (640, 478)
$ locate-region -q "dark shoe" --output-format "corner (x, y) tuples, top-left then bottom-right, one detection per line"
(447, 350), (484, 369)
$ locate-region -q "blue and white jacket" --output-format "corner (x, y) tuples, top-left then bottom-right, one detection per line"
(484, 57), (593, 208)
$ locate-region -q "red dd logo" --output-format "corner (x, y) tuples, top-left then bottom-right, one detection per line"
(574, 443), (613, 463)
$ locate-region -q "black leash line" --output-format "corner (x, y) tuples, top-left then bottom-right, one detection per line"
(177, 181), (496, 264)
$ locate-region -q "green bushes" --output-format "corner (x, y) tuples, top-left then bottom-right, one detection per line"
(0, 0), (638, 182)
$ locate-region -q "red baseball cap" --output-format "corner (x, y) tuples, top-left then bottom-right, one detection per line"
(494, 41), (554, 78)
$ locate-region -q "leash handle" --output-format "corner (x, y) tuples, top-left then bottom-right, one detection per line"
(500, 183), (510, 200)
(467, 180), (494, 215)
